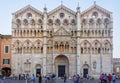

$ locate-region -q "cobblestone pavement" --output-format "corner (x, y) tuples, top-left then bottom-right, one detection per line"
(0, 79), (120, 83)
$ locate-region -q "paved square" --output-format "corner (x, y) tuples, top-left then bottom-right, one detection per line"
(0, 79), (120, 83)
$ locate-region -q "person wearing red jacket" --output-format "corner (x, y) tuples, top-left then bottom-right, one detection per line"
(108, 74), (112, 83)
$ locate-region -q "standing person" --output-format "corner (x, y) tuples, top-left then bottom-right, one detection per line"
(52, 73), (56, 83)
(103, 74), (107, 83)
(38, 74), (42, 83)
(112, 73), (116, 83)
(108, 74), (112, 83)
(31, 74), (35, 83)
(19, 74), (21, 80)
(99, 73), (104, 83)
(73, 75), (77, 83)
(63, 74), (67, 82)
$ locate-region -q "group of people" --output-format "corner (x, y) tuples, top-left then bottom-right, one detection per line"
(72, 74), (82, 83)
(45, 73), (56, 83)
(99, 73), (116, 83)
(18, 73), (42, 83)
(31, 74), (42, 83)
(31, 73), (57, 83)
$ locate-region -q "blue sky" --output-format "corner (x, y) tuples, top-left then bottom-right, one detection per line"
(0, 0), (120, 58)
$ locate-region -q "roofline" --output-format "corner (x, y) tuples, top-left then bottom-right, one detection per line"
(12, 5), (43, 15)
(48, 4), (76, 16)
(81, 4), (112, 15)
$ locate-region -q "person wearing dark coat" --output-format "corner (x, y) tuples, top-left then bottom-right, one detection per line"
(38, 74), (42, 83)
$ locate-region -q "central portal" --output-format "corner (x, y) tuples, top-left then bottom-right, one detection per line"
(54, 55), (69, 77)
(58, 65), (65, 77)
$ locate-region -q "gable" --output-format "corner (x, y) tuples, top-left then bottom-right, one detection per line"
(53, 27), (70, 36)
(81, 4), (112, 18)
(12, 5), (43, 17)
(48, 4), (76, 17)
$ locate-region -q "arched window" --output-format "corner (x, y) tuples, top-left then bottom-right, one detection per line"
(27, 13), (32, 19)
(48, 19), (53, 25)
(81, 48), (83, 54)
(89, 19), (94, 28)
(82, 19), (87, 28)
(16, 19), (21, 28)
(97, 19), (102, 28)
(60, 12), (65, 18)
(98, 48), (101, 54)
(71, 19), (75, 25)
(30, 19), (35, 25)
(23, 19), (28, 25)
(63, 19), (69, 25)
(104, 18), (110, 28)
(92, 11), (98, 18)
(38, 19), (42, 25)
(97, 19), (102, 24)
(16, 19), (21, 25)
(55, 19), (60, 25)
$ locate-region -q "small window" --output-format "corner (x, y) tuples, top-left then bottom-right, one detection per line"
(3, 59), (10, 64)
(4, 46), (9, 53)
(92, 11), (98, 18)
(55, 19), (60, 25)
(116, 67), (120, 72)
(98, 48), (101, 54)
(81, 48), (83, 54)
(27, 13), (32, 19)
(60, 13), (65, 18)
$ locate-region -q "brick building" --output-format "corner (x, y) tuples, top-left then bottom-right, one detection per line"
(0, 34), (12, 76)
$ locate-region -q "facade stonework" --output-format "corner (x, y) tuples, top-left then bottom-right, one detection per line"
(12, 4), (113, 77)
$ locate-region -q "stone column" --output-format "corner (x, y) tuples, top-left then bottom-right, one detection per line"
(42, 6), (47, 76)
(76, 5), (81, 74)
(21, 46), (24, 74)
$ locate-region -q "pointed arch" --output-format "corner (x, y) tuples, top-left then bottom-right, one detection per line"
(89, 18), (94, 28)
(13, 40), (22, 47)
(80, 40), (91, 54)
(103, 40), (111, 47)
(82, 19), (87, 28)
(97, 18), (102, 28)
(34, 40), (43, 53)
(23, 40), (33, 47)
(104, 18), (110, 28)
(30, 19), (35, 25)
(38, 19), (42, 25)
(92, 40), (101, 47)
(23, 19), (28, 25)
(103, 40), (111, 54)
(34, 39), (43, 47)
(92, 40), (101, 54)
(80, 40), (91, 47)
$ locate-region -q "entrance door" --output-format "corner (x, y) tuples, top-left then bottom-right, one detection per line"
(58, 65), (65, 77)
(36, 69), (41, 77)
(83, 68), (88, 78)
(2, 67), (11, 77)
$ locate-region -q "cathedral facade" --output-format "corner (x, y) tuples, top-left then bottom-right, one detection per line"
(12, 3), (113, 78)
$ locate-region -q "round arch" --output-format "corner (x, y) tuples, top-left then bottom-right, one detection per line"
(82, 64), (89, 78)
(54, 55), (69, 77)
(35, 64), (42, 77)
